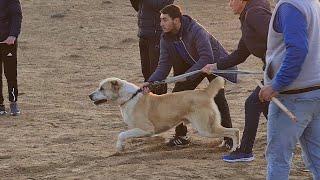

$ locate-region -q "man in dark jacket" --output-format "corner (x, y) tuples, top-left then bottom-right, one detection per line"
(202, 0), (271, 162)
(0, 0), (22, 116)
(130, 0), (174, 95)
(142, 4), (235, 148)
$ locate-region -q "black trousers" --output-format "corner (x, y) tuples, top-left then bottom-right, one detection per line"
(139, 37), (167, 95)
(0, 43), (18, 104)
(240, 84), (269, 153)
(172, 74), (233, 141)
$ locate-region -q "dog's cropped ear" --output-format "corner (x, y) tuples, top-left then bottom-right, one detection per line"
(111, 80), (121, 92)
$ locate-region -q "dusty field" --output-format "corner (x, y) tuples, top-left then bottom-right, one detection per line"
(0, 0), (312, 179)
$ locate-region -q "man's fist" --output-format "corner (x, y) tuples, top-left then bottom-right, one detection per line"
(201, 64), (217, 74)
(1, 36), (16, 45)
(140, 82), (150, 94)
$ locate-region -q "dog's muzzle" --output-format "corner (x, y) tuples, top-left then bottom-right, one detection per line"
(89, 93), (108, 105)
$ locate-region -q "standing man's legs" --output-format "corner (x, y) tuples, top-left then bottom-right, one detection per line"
(139, 37), (167, 95)
(2, 43), (19, 116)
(241, 85), (269, 153)
(266, 91), (320, 180)
(222, 85), (269, 162)
(139, 37), (151, 82)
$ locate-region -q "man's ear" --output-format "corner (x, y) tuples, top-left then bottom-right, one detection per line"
(111, 80), (121, 92)
(173, 17), (180, 24)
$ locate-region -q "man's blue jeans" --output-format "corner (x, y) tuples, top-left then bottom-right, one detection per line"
(266, 89), (320, 180)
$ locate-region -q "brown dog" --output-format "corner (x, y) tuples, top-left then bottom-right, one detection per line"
(89, 77), (239, 152)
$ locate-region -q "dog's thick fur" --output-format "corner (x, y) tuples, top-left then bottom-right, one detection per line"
(89, 77), (239, 152)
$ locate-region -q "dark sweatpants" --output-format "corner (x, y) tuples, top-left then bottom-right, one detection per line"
(139, 37), (167, 95)
(241, 84), (269, 153)
(0, 42), (18, 104)
(172, 74), (233, 142)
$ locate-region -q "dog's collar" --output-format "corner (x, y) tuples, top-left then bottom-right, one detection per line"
(120, 88), (142, 106)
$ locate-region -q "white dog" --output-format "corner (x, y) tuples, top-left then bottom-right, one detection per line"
(89, 77), (239, 152)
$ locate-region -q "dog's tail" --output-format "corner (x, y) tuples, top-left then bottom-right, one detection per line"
(205, 76), (225, 97)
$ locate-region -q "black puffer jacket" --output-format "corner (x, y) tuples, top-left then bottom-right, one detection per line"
(217, 0), (271, 70)
(130, 0), (174, 38)
(0, 0), (22, 41)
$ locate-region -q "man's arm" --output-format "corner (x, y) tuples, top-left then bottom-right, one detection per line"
(144, 0), (174, 11)
(130, 0), (140, 12)
(148, 38), (172, 82)
(216, 38), (251, 70)
(8, 0), (22, 38)
(271, 3), (308, 92)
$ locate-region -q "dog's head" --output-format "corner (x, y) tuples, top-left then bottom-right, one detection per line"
(89, 77), (124, 105)
(89, 77), (139, 105)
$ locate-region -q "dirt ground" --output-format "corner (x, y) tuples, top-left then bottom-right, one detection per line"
(0, 0), (312, 179)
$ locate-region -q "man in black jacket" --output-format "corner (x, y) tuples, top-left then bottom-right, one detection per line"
(0, 0), (22, 116)
(202, 0), (271, 162)
(130, 0), (174, 95)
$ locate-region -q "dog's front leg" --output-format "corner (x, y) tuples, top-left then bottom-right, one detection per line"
(116, 128), (152, 152)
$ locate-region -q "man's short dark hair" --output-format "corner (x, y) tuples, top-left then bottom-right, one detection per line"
(160, 4), (182, 20)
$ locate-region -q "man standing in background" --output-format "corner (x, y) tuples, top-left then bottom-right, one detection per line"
(130, 0), (174, 95)
(0, 0), (22, 116)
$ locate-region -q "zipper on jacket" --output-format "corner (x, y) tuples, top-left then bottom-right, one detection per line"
(179, 37), (197, 64)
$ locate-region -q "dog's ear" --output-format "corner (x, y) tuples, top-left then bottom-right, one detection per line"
(111, 80), (121, 92)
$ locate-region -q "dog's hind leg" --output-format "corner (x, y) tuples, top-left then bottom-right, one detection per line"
(188, 112), (240, 152)
(116, 128), (153, 152)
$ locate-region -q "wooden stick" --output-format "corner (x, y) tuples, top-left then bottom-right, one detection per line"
(256, 80), (297, 123)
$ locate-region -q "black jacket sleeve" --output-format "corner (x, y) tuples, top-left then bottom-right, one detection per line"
(130, 0), (140, 12)
(8, 0), (22, 38)
(217, 38), (250, 70)
(148, 38), (172, 82)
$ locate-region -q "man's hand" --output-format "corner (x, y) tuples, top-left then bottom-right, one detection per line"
(259, 85), (278, 102)
(201, 64), (217, 74)
(0, 36), (16, 45)
(140, 82), (150, 94)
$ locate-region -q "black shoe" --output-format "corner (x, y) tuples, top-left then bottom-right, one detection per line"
(167, 136), (190, 147)
(0, 104), (7, 115)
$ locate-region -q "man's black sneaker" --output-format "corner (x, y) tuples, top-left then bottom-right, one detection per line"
(167, 136), (190, 147)
(0, 104), (7, 115)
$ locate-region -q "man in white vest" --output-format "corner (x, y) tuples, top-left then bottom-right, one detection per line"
(259, 0), (320, 179)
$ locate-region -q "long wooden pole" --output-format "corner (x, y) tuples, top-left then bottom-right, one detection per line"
(256, 80), (297, 123)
